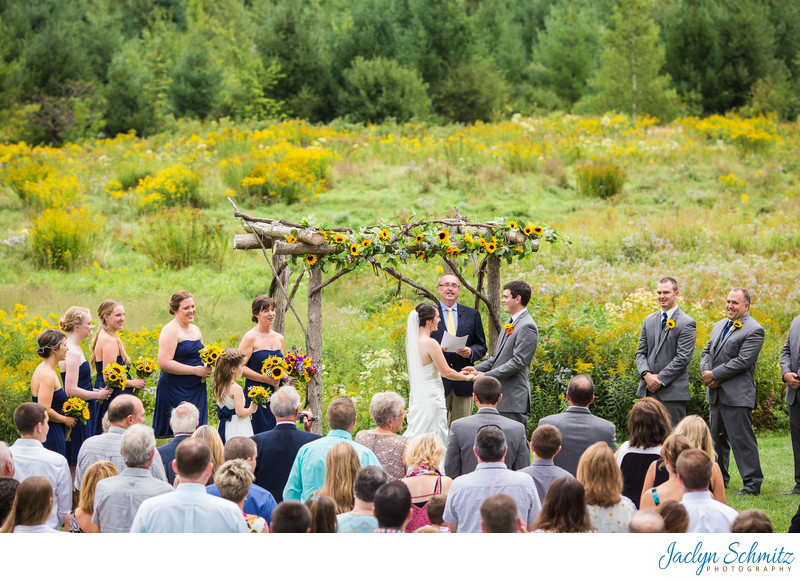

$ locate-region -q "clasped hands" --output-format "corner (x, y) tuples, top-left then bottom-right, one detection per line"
(643, 372), (662, 392)
(784, 372), (800, 390)
(461, 366), (483, 381)
(701, 370), (719, 389)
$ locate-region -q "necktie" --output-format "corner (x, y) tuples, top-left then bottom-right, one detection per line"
(446, 307), (456, 335)
(722, 319), (734, 340)
(661, 312), (667, 331)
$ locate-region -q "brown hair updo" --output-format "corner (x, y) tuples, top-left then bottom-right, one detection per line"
(36, 329), (65, 359)
(169, 291), (194, 315)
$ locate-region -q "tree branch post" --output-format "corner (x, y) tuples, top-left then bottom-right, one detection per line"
(306, 265), (323, 433)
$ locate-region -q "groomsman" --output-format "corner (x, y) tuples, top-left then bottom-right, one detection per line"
(780, 314), (800, 495)
(635, 277), (697, 426)
(700, 288), (764, 495)
(431, 272), (487, 425)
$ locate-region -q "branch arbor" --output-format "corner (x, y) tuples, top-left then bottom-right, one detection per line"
(232, 205), (568, 431)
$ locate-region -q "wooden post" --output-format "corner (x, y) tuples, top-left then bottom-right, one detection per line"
(272, 254), (289, 335)
(486, 255), (502, 354)
(306, 265), (323, 433)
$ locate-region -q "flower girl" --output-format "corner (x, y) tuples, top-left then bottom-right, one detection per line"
(213, 349), (258, 440)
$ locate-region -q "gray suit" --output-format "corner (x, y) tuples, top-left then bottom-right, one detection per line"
(537, 407), (616, 476)
(700, 312), (764, 492)
(444, 407), (530, 478)
(475, 310), (538, 425)
(635, 307), (697, 426)
(780, 315), (800, 491)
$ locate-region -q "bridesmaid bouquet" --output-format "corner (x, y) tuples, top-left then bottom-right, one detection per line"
(282, 347), (319, 386)
(247, 386), (271, 407)
(199, 343), (223, 367)
(261, 355), (288, 382)
(62, 397), (89, 441)
(103, 362), (128, 392)
(134, 356), (157, 381)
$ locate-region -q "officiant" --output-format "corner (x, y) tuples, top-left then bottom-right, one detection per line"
(431, 273), (487, 425)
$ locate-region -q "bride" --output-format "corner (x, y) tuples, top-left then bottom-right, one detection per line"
(405, 302), (476, 446)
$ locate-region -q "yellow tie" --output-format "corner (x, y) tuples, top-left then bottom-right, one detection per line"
(446, 307), (456, 335)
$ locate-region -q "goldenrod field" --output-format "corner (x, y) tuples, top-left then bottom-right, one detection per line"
(1, 114), (799, 528)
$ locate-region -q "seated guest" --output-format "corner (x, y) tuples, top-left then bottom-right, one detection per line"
(577, 442), (636, 532)
(354, 392), (408, 480)
(130, 438), (247, 533)
(0, 478), (19, 524)
(9, 403), (71, 529)
(374, 481), (413, 533)
(616, 397), (672, 508)
(443, 426), (540, 533)
(401, 433), (453, 533)
(640, 434), (692, 510)
(251, 386), (320, 502)
(337, 465), (387, 533)
(426, 494), (450, 532)
(518, 425), (572, 502)
(672, 415), (726, 502)
(271, 500), (311, 533)
(481, 494), (526, 533)
(629, 509), (666, 533)
(156, 401), (199, 485)
(92, 424), (174, 533)
(731, 509), (774, 533)
(65, 460), (118, 533)
(191, 425), (225, 485)
(206, 437), (277, 528)
(532, 475), (593, 533)
(283, 396), (380, 502)
(0, 476), (57, 533)
(445, 376), (529, 477)
(0, 441), (13, 478)
(215, 459), (267, 533)
(317, 442), (360, 513)
(305, 494), (338, 533)
(657, 500), (689, 533)
(75, 395), (167, 489)
(677, 449), (738, 533)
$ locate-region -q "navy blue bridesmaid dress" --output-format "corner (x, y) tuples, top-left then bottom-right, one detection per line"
(94, 356), (130, 435)
(244, 349), (282, 434)
(61, 360), (95, 465)
(32, 386), (68, 458)
(153, 339), (208, 438)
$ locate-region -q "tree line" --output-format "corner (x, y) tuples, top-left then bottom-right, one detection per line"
(1, 0), (798, 144)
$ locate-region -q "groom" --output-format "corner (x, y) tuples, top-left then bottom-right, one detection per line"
(464, 280), (538, 427)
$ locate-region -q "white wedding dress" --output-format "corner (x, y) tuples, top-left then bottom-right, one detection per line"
(404, 311), (448, 447)
(221, 394), (254, 438)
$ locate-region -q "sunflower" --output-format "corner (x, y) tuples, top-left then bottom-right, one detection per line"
(415, 233), (425, 244)
(285, 235), (298, 244)
(268, 366), (285, 381)
(513, 246), (524, 253)
(666, 319), (676, 329)
(485, 242), (498, 254)
(361, 239), (372, 247)
(378, 228), (391, 242)
(523, 224), (535, 236)
(350, 243), (361, 256)
(533, 225), (544, 235)
(415, 250), (425, 259)
(445, 245), (460, 258)
(437, 231), (449, 243)
(305, 254), (318, 266)
(507, 220), (518, 229)
(82, 407), (90, 420)
(332, 233), (347, 244)
(733, 320), (742, 329)
(477, 237), (486, 247)
(464, 232), (474, 243)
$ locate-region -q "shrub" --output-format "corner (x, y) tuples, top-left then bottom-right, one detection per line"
(133, 164), (204, 210)
(30, 206), (101, 270)
(133, 208), (228, 270)
(575, 160), (627, 198)
(338, 56), (432, 123)
(434, 61), (507, 124)
(19, 174), (82, 209)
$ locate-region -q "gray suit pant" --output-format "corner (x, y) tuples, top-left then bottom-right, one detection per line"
(790, 399), (800, 489)
(709, 404), (763, 492)
(651, 393), (687, 429)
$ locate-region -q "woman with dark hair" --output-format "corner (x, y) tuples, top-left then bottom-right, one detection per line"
(615, 397), (672, 508)
(90, 300), (144, 434)
(153, 291), (212, 438)
(238, 295), (285, 434)
(305, 494), (338, 533)
(657, 500), (689, 533)
(532, 476), (594, 533)
(0, 476), (57, 533)
(404, 302), (475, 444)
(31, 329), (75, 457)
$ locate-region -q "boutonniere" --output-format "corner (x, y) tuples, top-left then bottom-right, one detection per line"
(733, 320), (742, 329)
(665, 319), (675, 330)
(503, 322), (514, 335)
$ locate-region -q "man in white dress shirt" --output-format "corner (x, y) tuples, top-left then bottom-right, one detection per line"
(678, 449), (738, 533)
(8, 403), (71, 530)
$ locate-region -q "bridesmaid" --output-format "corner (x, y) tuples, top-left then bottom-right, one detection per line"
(31, 330), (75, 457)
(153, 291), (212, 438)
(91, 300), (145, 435)
(238, 295), (285, 434)
(59, 307), (111, 466)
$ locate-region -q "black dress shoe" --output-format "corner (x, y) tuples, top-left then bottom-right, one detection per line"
(781, 487), (800, 495)
(736, 488), (760, 496)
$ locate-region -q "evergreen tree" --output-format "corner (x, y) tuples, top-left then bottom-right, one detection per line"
(577, 0), (679, 121)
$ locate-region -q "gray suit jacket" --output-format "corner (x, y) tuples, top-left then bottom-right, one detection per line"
(635, 307), (697, 401)
(475, 310), (538, 414)
(780, 315), (800, 406)
(444, 407), (530, 478)
(700, 312), (764, 409)
(537, 407), (616, 476)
